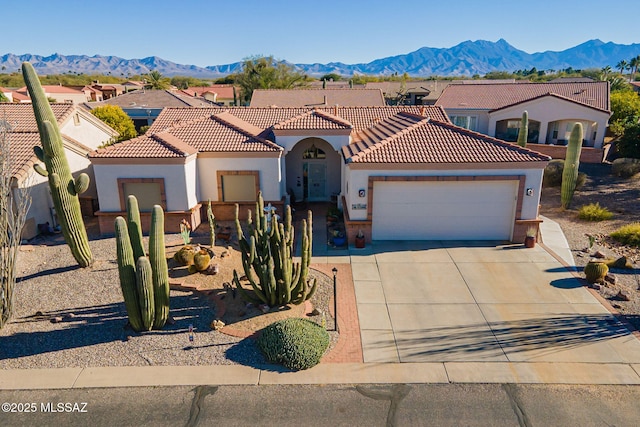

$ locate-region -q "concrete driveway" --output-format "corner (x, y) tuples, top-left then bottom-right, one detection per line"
(350, 241), (640, 364)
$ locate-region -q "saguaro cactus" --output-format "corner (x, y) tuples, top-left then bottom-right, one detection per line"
(115, 197), (170, 332)
(561, 123), (583, 209)
(517, 111), (528, 148)
(22, 62), (93, 267)
(207, 199), (216, 247)
(233, 193), (316, 307)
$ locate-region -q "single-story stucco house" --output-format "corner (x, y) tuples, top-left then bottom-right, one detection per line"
(2, 103), (118, 239)
(436, 81), (611, 163)
(89, 105), (550, 244)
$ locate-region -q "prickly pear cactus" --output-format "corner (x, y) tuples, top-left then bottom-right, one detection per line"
(22, 61), (93, 267)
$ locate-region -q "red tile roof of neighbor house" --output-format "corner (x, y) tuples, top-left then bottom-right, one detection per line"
(342, 115), (551, 164)
(249, 88), (386, 107)
(436, 81), (610, 112)
(182, 85), (237, 99)
(15, 85), (85, 95)
(1, 103), (84, 179)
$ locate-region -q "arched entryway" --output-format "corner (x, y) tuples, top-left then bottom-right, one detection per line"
(285, 138), (341, 202)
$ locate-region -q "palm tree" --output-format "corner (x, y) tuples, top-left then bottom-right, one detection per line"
(629, 55), (640, 82)
(144, 70), (170, 90)
(616, 60), (628, 74)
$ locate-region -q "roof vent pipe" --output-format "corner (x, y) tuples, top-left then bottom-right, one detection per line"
(323, 95), (327, 105)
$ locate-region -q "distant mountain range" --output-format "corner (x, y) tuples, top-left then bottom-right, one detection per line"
(2, 39), (639, 78)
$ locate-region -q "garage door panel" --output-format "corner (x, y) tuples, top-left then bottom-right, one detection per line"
(372, 181), (517, 241)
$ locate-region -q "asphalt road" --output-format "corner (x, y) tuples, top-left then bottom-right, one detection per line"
(2, 383), (640, 426)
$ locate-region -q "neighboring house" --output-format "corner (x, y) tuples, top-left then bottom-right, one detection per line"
(0, 86), (13, 102)
(436, 81), (611, 162)
(85, 89), (216, 131)
(82, 82), (128, 101)
(630, 82), (640, 94)
(180, 85), (238, 106)
(249, 89), (386, 107)
(14, 85), (89, 104)
(365, 80), (517, 106)
(89, 106), (549, 244)
(1, 103), (118, 239)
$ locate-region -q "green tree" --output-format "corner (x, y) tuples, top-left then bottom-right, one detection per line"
(319, 73), (343, 82)
(0, 92), (8, 102)
(617, 122), (640, 158)
(616, 59), (629, 74)
(91, 105), (137, 143)
(234, 56), (307, 104)
(609, 91), (640, 137)
(144, 70), (170, 90)
(630, 55), (640, 81)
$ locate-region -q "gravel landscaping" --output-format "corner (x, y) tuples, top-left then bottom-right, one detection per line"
(0, 227), (336, 369)
(540, 162), (640, 329)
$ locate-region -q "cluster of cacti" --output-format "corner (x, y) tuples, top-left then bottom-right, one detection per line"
(22, 62), (93, 268)
(561, 123), (583, 209)
(232, 192), (316, 307)
(115, 195), (170, 332)
(584, 261), (609, 284)
(207, 200), (216, 247)
(517, 111), (528, 148)
(174, 245), (212, 274)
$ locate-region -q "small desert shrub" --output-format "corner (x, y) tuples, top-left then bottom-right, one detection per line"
(610, 223), (640, 247)
(257, 318), (330, 371)
(577, 203), (613, 221)
(543, 159), (565, 187)
(543, 159), (586, 188)
(611, 158), (640, 178)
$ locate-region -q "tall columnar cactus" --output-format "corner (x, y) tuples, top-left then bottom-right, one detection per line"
(232, 192), (316, 307)
(561, 123), (583, 209)
(517, 111), (528, 148)
(114, 197), (170, 332)
(22, 62), (93, 267)
(207, 199), (216, 247)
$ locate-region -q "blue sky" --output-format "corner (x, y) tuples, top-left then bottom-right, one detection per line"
(7, 0), (639, 67)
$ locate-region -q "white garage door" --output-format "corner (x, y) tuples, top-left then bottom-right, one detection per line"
(372, 180), (517, 240)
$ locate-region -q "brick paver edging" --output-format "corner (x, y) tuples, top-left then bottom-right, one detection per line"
(169, 264), (364, 363)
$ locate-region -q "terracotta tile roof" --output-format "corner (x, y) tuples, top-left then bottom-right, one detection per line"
(147, 107), (224, 132)
(249, 88), (386, 107)
(343, 116), (551, 164)
(90, 133), (197, 159)
(168, 114), (282, 153)
(98, 106), (449, 159)
(273, 109), (353, 130)
(183, 85), (236, 99)
(0, 103), (74, 131)
(16, 85), (85, 95)
(436, 81), (609, 112)
(3, 131), (41, 179)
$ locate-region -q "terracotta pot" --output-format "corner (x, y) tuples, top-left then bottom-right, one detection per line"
(355, 236), (365, 249)
(524, 236), (536, 248)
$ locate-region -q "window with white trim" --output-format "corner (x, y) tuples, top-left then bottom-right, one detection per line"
(450, 115), (478, 131)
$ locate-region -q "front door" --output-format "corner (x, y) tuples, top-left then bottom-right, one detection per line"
(304, 162), (327, 201)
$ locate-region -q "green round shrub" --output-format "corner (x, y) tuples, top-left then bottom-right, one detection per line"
(257, 318), (330, 371)
(612, 158), (640, 178)
(578, 203), (613, 221)
(543, 159), (565, 187)
(610, 223), (640, 247)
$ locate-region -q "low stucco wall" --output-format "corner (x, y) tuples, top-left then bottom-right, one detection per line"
(96, 204), (202, 235)
(526, 143), (605, 164)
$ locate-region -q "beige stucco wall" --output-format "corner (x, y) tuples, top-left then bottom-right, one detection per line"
(45, 92), (88, 104)
(60, 113), (115, 149)
(343, 165), (545, 222)
(196, 156), (282, 202)
(488, 97), (609, 148)
(93, 158), (197, 212)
